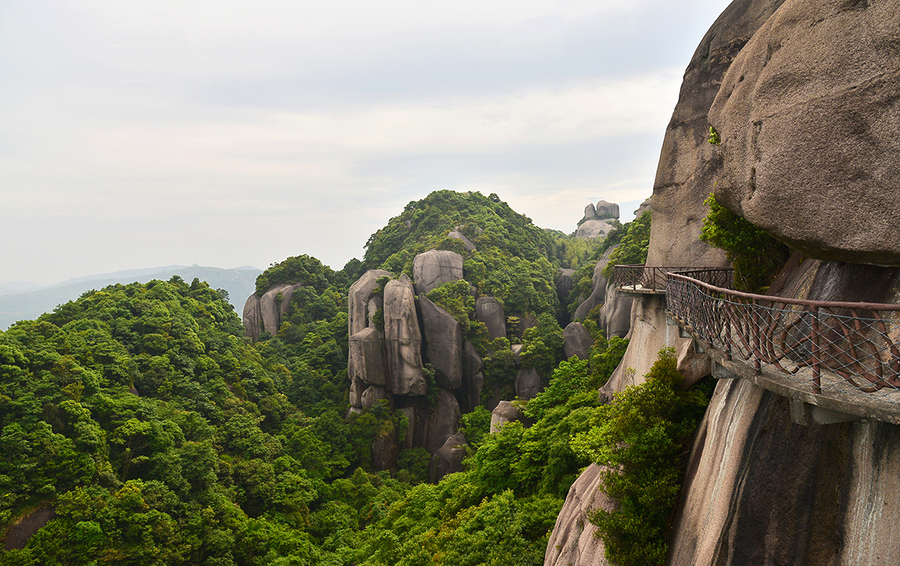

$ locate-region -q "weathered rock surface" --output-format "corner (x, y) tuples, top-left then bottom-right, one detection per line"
(490, 400), (523, 433)
(575, 218), (618, 240)
(242, 294), (262, 340)
(515, 367), (541, 400)
(360, 385), (389, 410)
(563, 322), (593, 360)
(556, 269), (576, 303)
(349, 269), (391, 336)
(475, 297), (506, 341)
(675, 337), (711, 389)
(412, 250), (464, 296)
(428, 431), (467, 483)
(462, 342), (484, 412)
(372, 432), (399, 471)
(348, 327), (387, 386)
(709, 0), (900, 266)
(542, 465), (611, 566)
(383, 275), (426, 396)
(243, 283), (301, 340)
(419, 296), (463, 390)
(597, 284), (631, 339)
(573, 248), (612, 320)
(644, 0), (781, 268)
(426, 389), (461, 453)
(447, 230), (476, 252)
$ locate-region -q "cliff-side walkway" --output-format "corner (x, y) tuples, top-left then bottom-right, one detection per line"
(613, 265), (900, 425)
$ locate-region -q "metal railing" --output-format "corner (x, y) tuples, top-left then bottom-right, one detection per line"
(614, 265), (733, 292)
(666, 272), (900, 397)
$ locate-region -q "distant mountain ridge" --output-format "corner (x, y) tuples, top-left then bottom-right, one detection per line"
(0, 265), (262, 330)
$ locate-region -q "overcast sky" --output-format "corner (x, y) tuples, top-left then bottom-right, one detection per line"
(1, 0), (730, 286)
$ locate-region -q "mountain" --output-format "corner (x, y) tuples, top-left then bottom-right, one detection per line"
(0, 265), (262, 330)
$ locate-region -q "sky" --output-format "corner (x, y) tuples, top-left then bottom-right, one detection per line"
(0, 0), (730, 286)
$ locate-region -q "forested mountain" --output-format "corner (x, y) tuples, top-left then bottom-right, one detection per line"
(0, 191), (705, 565)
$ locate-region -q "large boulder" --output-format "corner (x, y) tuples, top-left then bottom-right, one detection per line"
(597, 284), (631, 339)
(490, 400), (523, 433)
(573, 248), (613, 320)
(515, 367), (542, 400)
(348, 327), (387, 386)
(349, 269), (391, 336)
(383, 275), (426, 396)
(428, 431), (467, 483)
(563, 322), (593, 361)
(644, 0), (781, 268)
(419, 296), (463, 390)
(543, 464), (613, 566)
(708, 0), (900, 266)
(575, 218), (618, 240)
(242, 294), (262, 340)
(412, 250), (464, 296)
(360, 385), (389, 410)
(556, 269), (576, 303)
(462, 342), (484, 412)
(426, 389), (461, 453)
(593, 200), (619, 220)
(475, 297), (506, 341)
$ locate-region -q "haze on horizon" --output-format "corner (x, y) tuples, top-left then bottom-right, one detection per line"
(1, 0), (730, 287)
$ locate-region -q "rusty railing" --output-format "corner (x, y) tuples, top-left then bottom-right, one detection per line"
(614, 265), (733, 292)
(666, 272), (900, 396)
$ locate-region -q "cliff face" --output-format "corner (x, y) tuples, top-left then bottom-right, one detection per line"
(546, 0), (900, 564)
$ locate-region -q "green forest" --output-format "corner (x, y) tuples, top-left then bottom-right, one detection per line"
(0, 191), (709, 566)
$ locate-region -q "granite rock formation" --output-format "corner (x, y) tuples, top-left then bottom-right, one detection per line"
(419, 296), (463, 390)
(383, 275), (426, 396)
(412, 250), (464, 296)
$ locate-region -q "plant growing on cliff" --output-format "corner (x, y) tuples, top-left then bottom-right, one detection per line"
(602, 210), (651, 278)
(572, 348), (710, 566)
(700, 193), (790, 292)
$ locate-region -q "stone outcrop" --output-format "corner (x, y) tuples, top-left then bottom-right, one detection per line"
(572, 246), (633, 338)
(419, 296), (463, 390)
(556, 269), (575, 303)
(490, 400), (523, 433)
(348, 327), (387, 386)
(412, 250), (464, 296)
(383, 275), (426, 396)
(426, 389), (461, 453)
(543, 465), (611, 566)
(462, 342), (484, 412)
(562, 322), (593, 361)
(447, 230), (476, 252)
(515, 367), (541, 400)
(475, 297), (506, 341)
(349, 269), (391, 336)
(242, 283), (302, 340)
(428, 431), (467, 483)
(708, 0), (900, 266)
(576, 200), (620, 239)
(547, 1), (900, 565)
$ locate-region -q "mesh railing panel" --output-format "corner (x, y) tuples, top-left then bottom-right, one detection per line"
(614, 265), (733, 292)
(667, 274), (900, 399)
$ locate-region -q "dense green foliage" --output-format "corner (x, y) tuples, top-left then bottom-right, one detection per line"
(0, 191), (711, 566)
(572, 348), (711, 566)
(700, 194), (790, 292)
(602, 210), (651, 278)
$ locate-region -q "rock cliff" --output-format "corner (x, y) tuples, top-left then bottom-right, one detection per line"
(545, 0), (900, 563)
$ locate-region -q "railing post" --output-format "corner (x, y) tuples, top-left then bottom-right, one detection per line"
(810, 305), (821, 394)
(752, 302), (761, 373)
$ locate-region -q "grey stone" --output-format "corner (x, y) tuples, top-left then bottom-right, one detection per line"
(675, 338), (710, 389)
(708, 0), (900, 266)
(583, 202), (597, 220)
(475, 296), (506, 341)
(426, 388), (461, 453)
(543, 464), (613, 566)
(412, 250), (464, 296)
(360, 385), (389, 410)
(594, 200), (619, 220)
(490, 400), (523, 433)
(398, 406), (416, 450)
(462, 342), (484, 411)
(556, 269), (576, 302)
(367, 296), (382, 329)
(259, 283), (296, 336)
(419, 296), (463, 390)
(515, 367), (541, 400)
(597, 284), (632, 339)
(511, 344), (524, 367)
(383, 275), (426, 396)
(349, 269), (391, 337)
(573, 251), (611, 320)
(349, 327), (387, 386)
(448, 230), (476, 252)
(575, 218), (618, 240)
(242, 294), (262, 341)
(428, 431), (467, 483)
(563, 322), (593, 360)
(349, 375), (364, 408)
